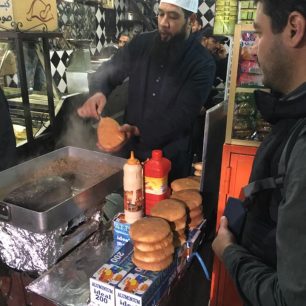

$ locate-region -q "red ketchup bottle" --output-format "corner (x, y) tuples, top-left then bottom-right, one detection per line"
(144, 150), (171, 215)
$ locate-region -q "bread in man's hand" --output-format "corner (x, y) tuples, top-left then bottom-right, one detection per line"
(97, 117), (125, 150)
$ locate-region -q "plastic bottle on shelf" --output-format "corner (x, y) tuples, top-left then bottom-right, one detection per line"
(123, 151), (144, 224)
(144, 150), (171, 215)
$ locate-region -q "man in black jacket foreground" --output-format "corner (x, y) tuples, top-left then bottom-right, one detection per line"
(213, 1), (306, 305)
(77, 0), (215, 180)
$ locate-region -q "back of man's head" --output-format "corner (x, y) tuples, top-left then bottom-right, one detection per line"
(254, 0), (306, 33)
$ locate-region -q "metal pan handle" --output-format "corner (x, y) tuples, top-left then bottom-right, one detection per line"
(0, 202), (11, 221)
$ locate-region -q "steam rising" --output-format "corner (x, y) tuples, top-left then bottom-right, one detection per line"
(56, 111), (98, 151)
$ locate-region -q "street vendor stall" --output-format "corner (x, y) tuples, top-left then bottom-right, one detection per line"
(0, 145), (210, 306)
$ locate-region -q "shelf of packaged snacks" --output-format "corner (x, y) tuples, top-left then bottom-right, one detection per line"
(237, 0), (257, 25)
(225, 24), (271, 146)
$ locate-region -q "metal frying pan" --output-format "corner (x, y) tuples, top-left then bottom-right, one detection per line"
(3, 176), (72, 212)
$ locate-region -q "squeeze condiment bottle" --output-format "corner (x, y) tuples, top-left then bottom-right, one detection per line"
(123, 151), (144, 224)
(143, 150), (171, 215)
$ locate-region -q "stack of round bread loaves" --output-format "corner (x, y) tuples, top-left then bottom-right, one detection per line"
(130, 217), (175, 271)
(171, 176), (200, 192)
(150, 199), (187, 246)
(171, 189), (203, 229)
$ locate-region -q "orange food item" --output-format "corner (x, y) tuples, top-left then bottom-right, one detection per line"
(97, 117), (126, 150)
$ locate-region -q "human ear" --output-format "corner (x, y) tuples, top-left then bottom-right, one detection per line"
(286, 11), (306, 47)
(189, 13), (196, 25)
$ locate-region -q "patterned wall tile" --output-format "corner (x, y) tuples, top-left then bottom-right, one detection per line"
(57, 0), (216, 57)
(50, 50), (73, 94)
(198, 0), (216, 28)
(50, 0), (216, 92)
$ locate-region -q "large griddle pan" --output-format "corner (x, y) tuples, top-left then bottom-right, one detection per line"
(0, 147), (125, 233)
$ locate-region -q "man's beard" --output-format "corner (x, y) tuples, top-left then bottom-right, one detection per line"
(150, 24), (189, 66)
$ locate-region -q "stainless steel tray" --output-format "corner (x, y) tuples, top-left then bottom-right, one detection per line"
(0, 147), (125, 233)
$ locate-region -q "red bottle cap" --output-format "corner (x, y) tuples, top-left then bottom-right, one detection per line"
(152, 150), (162, 160)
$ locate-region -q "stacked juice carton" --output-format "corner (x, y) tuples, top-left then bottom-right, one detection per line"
(113, 213), (131, 253)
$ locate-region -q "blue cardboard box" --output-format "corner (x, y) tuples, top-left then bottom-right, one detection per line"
(113, 213), (131, 252)
(115, 257), (177, 306)
(90, 241), (134, 306)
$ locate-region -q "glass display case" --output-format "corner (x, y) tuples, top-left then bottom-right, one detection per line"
(0, 31), (62, 146)
(225, 24), (271, 147)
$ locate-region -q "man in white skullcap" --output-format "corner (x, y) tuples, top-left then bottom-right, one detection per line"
(78, 0), (215, 181)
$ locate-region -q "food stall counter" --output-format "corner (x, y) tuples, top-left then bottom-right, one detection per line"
(27, 228), (114, 306)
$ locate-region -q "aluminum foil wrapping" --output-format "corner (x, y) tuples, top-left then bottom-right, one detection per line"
(0, 222), (67, 273)
(27, 227), (114, 306)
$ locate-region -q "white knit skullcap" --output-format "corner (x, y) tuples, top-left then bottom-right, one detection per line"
(160, 0), (198, 13)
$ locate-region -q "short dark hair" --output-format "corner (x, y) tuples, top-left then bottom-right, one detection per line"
(182, 9), (193, 20)
(255, 0), (306, 33)
(118, 30), (130, 39)
(196, 14), (203, 27)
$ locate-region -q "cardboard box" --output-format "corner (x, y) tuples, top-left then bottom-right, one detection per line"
(113, 232), (130, 253)
(0, 0), (58, 31)
(115, 259), (177, 306)
(90, 242), (135, 306)
(91, 219), (206, 306)
(113, 213), (131, 252)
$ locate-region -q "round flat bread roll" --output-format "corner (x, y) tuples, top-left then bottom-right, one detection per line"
(133, 233), (173, 252)
(133, 243), (174, 263)
(193, 162), (203, 171)
(97, 117), (125, 150)
(176, 228), (185, 236)
(171, 177), (200, 192)
(188, 176), (201, 182)
(150, 199), (186, 222)
(130, 217), (171, 243)
(189, 214), (204, 229)
(173, 215), (187, 231)
(194, 170), (202, 177)
(171, 189), (202, 210)
(132, 254), (173, 272)
(190, 206), (203, 219)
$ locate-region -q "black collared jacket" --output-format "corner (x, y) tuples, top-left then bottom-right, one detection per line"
(89, 30), (215, 166)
